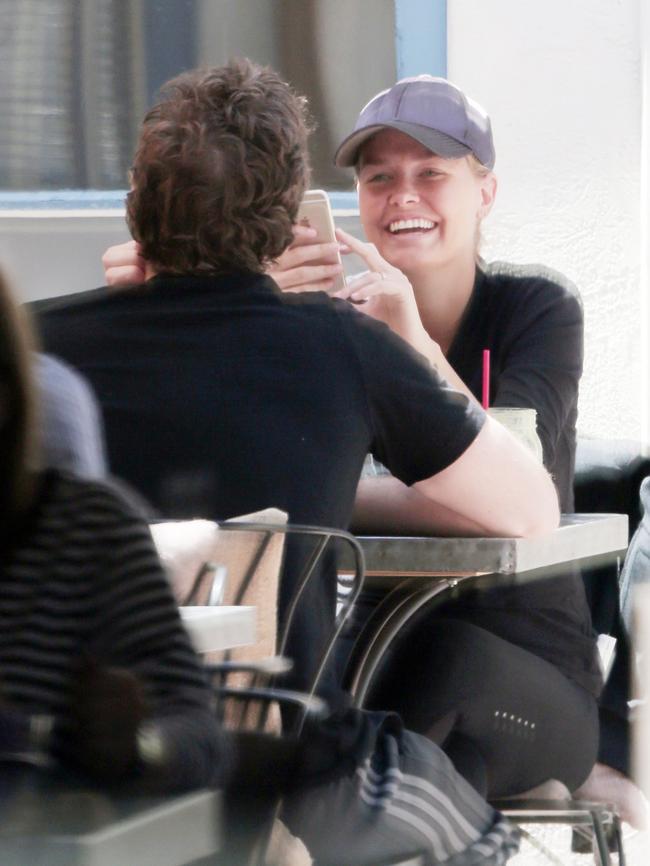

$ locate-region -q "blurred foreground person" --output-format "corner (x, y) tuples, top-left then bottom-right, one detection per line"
(0, 267), (227, 793)
(36, 352), (107, 478)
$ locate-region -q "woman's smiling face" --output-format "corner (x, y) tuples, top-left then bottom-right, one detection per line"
(356, 128), (495, 277)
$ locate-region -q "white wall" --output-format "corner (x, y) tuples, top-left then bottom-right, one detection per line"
(0, 210), (363, 304)
(0, 212), (130, 303)
(448, 0), (645, 442)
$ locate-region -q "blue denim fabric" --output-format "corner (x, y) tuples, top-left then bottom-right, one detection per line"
(36, 353), (107, 478)
(620, 476), (650, 637)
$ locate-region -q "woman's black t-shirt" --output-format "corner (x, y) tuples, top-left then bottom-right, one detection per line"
(446, 262), (601, 697)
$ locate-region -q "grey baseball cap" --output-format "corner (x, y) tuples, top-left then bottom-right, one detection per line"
(334, 75), (495, 170)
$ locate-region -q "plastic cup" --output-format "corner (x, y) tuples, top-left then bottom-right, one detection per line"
(488, 407), (543, 462)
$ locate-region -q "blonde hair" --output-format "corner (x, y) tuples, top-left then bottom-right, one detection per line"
(467, 154), (493, 259)
(467, 153), (491, 178)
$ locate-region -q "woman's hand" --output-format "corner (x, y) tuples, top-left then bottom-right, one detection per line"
(102, 240), (147, 288)
(333, 228), (426, 346)
(265, 224), (345, 293)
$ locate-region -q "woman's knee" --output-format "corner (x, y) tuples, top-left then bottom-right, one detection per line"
(366, 618), (498, 722)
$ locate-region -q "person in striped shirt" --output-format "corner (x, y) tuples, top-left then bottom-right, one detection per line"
(0, 267), (228, 792)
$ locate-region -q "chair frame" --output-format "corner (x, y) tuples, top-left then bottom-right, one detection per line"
(209, 520), (366, 710)
(343, 573), (477, 705)
(197, 522), (365, 866)
(492, 797), (626, 866)
(206, 678), (328, 866)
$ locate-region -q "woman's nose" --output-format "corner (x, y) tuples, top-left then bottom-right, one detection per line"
(387, 182), (419, 206)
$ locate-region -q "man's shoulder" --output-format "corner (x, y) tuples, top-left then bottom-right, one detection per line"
(31, 286), (113, 318)
(328, 296), (412, 346)
(282, 292), (408, 359)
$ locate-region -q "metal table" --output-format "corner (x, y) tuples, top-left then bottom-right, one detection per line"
(0, 765), (221, 866)
(346, 514), (629, 704)
(359, 513), (629, 579)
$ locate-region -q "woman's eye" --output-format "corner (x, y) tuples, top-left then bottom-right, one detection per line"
(368, 173), (390, 183)
(422, 168), (443, 178)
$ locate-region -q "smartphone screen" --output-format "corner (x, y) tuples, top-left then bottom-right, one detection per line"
(295, 189), (346, 293)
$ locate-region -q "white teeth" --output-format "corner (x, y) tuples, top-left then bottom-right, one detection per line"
(388, 218), (435, 233)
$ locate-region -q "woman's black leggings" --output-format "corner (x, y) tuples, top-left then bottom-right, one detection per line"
(362, 616), (599, 799)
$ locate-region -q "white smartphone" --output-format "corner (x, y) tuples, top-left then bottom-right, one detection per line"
(295, 189), (346, 293)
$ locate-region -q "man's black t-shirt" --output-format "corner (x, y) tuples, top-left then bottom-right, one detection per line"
(36, 271), (484, 694)
(37, 272), (482, 522)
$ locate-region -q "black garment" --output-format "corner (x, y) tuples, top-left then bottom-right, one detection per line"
(282, 710), (520, 866)
(35, 272), (484, 698)
(0, 469), (229, 791)
(365, 618), (599, 798)
(450, 261), (583, 513)
(345, 262), (600, 797)
(437, 263), (600, 698)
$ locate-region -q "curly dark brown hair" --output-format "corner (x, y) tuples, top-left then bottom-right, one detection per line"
(126, 58), (313, 275)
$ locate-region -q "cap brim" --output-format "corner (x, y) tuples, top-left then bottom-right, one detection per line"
(334, 121), (472, 167)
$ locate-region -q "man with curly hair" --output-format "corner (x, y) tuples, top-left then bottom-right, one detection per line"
(38, 56), (555, 689)
(35, 57), (557, 863)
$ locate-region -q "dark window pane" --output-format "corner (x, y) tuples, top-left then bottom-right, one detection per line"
(0, 0), (395, 191)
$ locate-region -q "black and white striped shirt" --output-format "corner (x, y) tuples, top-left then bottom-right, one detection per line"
(1, 470), (229, 790)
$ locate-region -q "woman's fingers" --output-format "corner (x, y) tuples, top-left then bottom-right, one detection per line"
(335, 227), (386, 271)
(268, 262), (343, 292)
(333, 270), (373, 299)
(273, 240), (341, 270)
(290, 223), (319, 244)
(266, 236), (344, 292)
(335, 272), (397, 303)
(102, 240), (146, 287)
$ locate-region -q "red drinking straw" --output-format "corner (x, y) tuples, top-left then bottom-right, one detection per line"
(482, 349), (490, 409)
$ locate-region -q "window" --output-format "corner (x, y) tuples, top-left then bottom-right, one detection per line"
(0, 0), (404, 193)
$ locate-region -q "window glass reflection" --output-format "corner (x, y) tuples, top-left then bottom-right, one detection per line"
(0, 0), (396, 192)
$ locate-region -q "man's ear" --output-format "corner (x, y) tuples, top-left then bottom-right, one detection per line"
(478, 173), (497, 219)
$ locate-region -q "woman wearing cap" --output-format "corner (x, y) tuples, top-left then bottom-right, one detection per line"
(270, 75), (609, 811)
(99, 76), (641, 820)
(257, 75), (592, 788)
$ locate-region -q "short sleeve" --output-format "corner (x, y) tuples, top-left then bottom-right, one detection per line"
(334, 303), (485, 486)
(491, 274), (583, 468)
